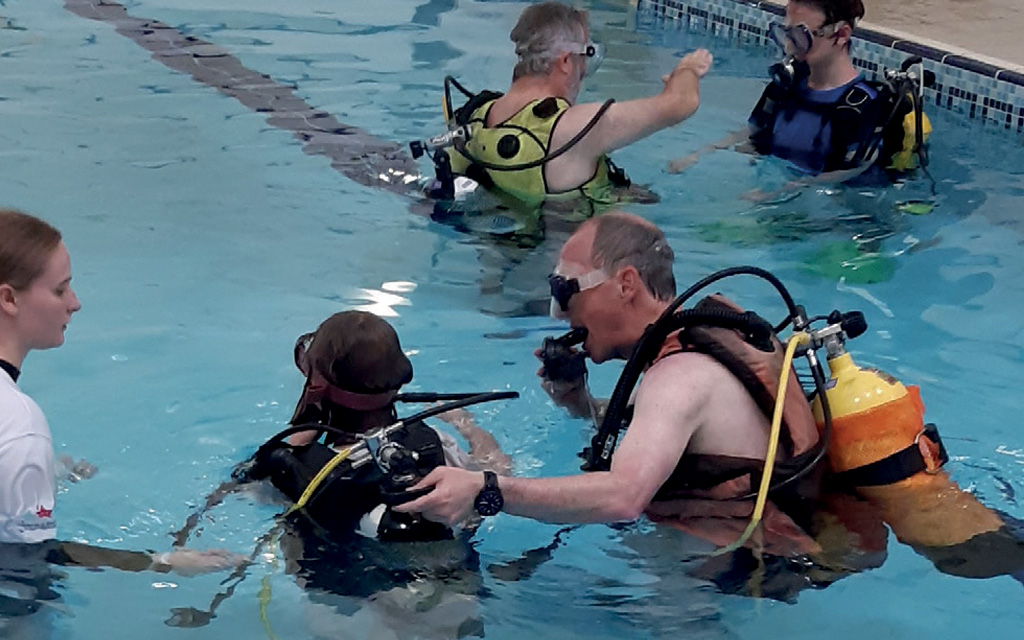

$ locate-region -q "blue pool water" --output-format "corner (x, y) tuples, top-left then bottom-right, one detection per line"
(4, 0), (1024, 638)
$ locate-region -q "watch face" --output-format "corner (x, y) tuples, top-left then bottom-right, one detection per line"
(475, 488), (504, 516)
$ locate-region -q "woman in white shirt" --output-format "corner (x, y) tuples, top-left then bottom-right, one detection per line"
(0, 209), (240, 618)
(0, 209), (79, 544)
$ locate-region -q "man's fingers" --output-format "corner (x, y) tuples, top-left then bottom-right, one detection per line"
(394, 494), (431, 515)
(392, 469), (443, 512)
(407, 467), (442, 491)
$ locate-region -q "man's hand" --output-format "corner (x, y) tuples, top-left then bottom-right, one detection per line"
(534, 347), (594, 418)
(58, 454), (97, 482)
(663, 48), (713, 85)
(436, 407), (475, 433)
(392, 467), (485, 528)
(667, 152), (701, 174)
(667, 129), (751, 174)
(151, 548), (247, 577)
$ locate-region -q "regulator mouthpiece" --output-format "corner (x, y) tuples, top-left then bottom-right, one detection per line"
(540, 328), (588, 383)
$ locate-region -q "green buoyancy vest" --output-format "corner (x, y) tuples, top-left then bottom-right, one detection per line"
(446, 97), (615, 206)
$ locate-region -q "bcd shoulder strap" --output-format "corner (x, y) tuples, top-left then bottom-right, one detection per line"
(453, 90), (504, 126)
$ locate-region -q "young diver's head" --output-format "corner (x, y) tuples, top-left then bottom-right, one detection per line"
(290, 310), (413, 432)
(775, 0), (863, 62)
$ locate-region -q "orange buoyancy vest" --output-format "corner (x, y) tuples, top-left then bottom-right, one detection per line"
(648, 295), (822, 502)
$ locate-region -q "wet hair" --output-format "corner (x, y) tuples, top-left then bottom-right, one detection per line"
(0, 209), (62, 291)
(792, 0), (865, 27)
(588, 213), (676, 302)
(510, 1), (589, 80)
(306, 310), (413, 394)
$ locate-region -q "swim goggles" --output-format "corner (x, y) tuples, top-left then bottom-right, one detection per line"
(549, 268), (609, 317)
(564, 40), (606, 77)
(768, 22), (837, 57)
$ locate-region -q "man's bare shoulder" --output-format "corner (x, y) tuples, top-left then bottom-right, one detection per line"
(641, 351), (733, 389)
(631, 351), (730, 418)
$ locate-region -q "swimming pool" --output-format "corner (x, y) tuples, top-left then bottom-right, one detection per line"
(4, 0), (1024, 637)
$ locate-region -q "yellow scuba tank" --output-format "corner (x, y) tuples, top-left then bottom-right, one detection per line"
(811, 352), (940, 479)
(811, 349), (1003, 548)
(888, 109), (932, 172)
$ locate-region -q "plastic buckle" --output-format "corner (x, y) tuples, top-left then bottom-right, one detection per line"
(914, 426), (945, 474)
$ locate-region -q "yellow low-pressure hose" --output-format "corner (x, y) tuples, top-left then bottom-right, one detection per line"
(714, 331), (810, 555)
(285, 446), (354, 515)
(265, 443), (358, 636)
(258, 528), (283, 640)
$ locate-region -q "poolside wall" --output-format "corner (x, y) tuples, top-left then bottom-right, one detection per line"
(636, 0), (1024, 134)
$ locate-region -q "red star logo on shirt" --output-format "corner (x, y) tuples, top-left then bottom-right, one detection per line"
(36, 506), (53, 519)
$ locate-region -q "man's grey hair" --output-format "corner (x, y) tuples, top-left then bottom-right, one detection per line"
(589, 213), (676, 301)
(510, 2), (588, 80)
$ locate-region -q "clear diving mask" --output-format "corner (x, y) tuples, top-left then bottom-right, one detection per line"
(548, 267), (609, 319)
(565, 40), (605, 78)
(768, 21), (838, 58)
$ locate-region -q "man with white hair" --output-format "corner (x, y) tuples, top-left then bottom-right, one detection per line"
(441, 1), (712, 207)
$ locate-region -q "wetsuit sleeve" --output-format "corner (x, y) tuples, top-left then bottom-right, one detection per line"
(44, 541), (155, 572)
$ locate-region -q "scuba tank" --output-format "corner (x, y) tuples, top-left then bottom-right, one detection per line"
(808, 312), (1004, 549)
(808, 310), (948, 485)
(813, 354), (944, 481)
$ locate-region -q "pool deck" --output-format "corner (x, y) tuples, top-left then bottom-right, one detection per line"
(763, 0), (1024, 73)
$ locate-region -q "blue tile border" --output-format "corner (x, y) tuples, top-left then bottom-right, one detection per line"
(636, 0), (1024, 133)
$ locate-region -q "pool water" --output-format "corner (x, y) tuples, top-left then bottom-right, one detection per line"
(4, 0), (1024, 638)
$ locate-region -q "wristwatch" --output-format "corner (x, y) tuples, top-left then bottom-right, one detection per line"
(474, 471), (504, 516)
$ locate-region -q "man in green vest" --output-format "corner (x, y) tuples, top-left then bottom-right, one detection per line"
(442, 2), (712, 208)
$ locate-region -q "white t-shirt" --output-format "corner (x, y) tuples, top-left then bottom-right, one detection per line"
(0, 369), (57, 543)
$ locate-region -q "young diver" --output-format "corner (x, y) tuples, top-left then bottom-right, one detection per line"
(668, 0), (931, 185)
(171, 310), (514, 636)
(248, 309), (513, 539)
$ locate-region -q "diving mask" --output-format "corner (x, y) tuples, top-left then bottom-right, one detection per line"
(548, 267), (609, 319)
(768, 21), (837, 57)
(565, 40), (605, 78)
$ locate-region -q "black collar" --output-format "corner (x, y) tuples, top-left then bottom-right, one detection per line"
(0, 359), (20, 383)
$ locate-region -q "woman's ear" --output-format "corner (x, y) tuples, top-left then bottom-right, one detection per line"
(0, 284), (18, 316)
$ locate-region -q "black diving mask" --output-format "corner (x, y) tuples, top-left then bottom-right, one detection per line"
(548, 268), (609, 318)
